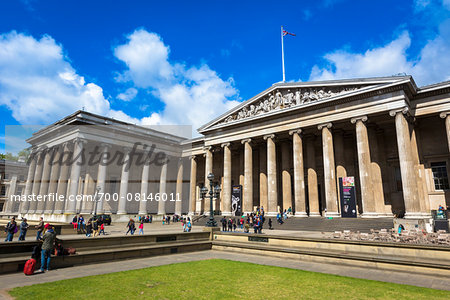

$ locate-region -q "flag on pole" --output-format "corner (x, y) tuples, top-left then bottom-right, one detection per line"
(282, 29), (296, 37)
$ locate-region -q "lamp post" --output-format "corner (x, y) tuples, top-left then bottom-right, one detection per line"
(93, 186), (101, 219)
(201, 172), (221, 227)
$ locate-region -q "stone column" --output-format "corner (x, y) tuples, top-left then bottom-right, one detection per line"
(138, 157), (150, 215)
(318, 123), (339, 217)
(368, 126), (388, 216)
(264, 134), (278, 216)
(66, 139), (85, 214)
(157, 161), (168, 215)
(54, 142), (71, 214)
(29, 150), (45, 213)
(242, 139), (253, 213)
(306, 136), (320, 217)
(281, 141), (292, 212)
(96, 143), (111, 214)
(175, 159), (183, 216)
(204, 146), (213, 214)
(351, 116), (377, 217)
(19, 150), (37, 214)
(410, 126), (430, 217)
(221, 143), (232, 216)
(44, 146), (62, 213)
(259, 145), (268, 212)
(189, 156), (197, 215)
(36, 149), (53, 213)
(334, 130), (346, 214)
(4, 175), (18, 213)
(389, 108), (421, 218)
(290, 129), (307, 217)
(440, 112), (450, 153)
(117, 147), (131, 215)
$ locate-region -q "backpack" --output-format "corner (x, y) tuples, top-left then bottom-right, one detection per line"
(24, 258), (36, 275)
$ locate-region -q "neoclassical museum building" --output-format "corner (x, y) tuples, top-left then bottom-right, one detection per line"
(3, 75), (450, 221)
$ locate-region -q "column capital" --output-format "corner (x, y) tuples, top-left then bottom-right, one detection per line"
(220, 142), (231, 148)
(350, 115), (368, 124)
(73, 137), (87, 145)
(190, 155), (196, 160)
(263, 134), (275, 141)
(289, 129), (302, 136)
(389, 107), (409, 117)
(123, 146), (132, 153)
(440, 111), (450, 119)
(317, 122), (332, 130)
(241, 138), (252, 145)
(203, 145), (212, 152)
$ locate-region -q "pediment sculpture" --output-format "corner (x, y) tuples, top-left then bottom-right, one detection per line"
(219, 86), (360, 125)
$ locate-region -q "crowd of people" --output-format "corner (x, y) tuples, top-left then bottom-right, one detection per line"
(4, 216), (48, 242)
(220, 207), (273, 234)
(71, 215), (106, 237)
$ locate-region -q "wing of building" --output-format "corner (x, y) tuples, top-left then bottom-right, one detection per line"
(3, 75), (450, 221)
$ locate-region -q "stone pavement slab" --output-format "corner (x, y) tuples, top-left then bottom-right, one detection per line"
(0, 249), (448, 296)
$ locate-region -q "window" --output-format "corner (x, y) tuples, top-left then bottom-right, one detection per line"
(3, 174), (9, 180)
(0, 185), (6, 196)
(394, 167), (402, 192)
(17, 187), (23, 195)
(431, 162), (449, 190)
(19, 175), (25, 181)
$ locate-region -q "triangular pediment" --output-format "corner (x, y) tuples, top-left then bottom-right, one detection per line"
(198, 76), (414, 133)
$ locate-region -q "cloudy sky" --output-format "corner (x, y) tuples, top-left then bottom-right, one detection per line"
(0, 0), (449, 152)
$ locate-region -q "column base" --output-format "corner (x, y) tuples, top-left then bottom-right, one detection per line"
(53, 210), (64, 214)
(294, 212), (308, 217)
(325, 211), (340, 218)
(404, 212), (429, 219)
(222, 211), (232, 216)
(43, 210), (53, 214)
(266, 211), (278, 217)
(360, 212), (381, 218)
(309, 212), (321, 217)
(138, 211), (148, 215)
(116, 211), (127, 215)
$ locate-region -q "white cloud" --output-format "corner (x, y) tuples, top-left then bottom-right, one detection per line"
(0, 31), (133, 124)
(114, 29), (240, 133)
(117, 87), (138, 101)
(309, 24), (450, 86)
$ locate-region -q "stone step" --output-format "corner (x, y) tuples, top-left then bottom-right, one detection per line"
(194, 215), (394, 232)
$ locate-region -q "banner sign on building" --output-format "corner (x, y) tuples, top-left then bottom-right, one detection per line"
(231, 185), (242, 216)
(339, 177), (357, 218)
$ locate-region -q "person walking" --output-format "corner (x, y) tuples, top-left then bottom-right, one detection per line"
(186, 218), (192, 232)
(85, 221), (92, 237)
(35, 217), (44, 240)
(92, 219), (99, 237)
(40, 224), (56, 272)
(4, 217), (17, 242)
(99, 222), (105, 235)
(18, 218), (29, 241)
(139, 222), (144, 235)
(126, 219), (135, 235)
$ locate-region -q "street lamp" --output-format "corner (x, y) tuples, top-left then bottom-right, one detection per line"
(201, 172), (221, 227)
(93, 186), (101, 219)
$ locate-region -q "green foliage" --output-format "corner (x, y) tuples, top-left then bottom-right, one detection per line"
(0, 149), (30, 161)
(8, 259), (449, 300)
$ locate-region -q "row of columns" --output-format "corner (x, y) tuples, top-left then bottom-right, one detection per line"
(190, 108), (428, 218)
(18, 139), (185, 216)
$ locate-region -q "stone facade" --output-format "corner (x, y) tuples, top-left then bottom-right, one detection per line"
(4, 75), (450, 221)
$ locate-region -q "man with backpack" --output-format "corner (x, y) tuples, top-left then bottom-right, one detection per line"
(4, 217), (17, 242)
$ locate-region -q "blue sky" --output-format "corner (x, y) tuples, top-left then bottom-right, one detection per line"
(1, 0), (450, 153)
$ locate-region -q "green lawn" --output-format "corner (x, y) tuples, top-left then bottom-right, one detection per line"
(9, 259), (449, 299)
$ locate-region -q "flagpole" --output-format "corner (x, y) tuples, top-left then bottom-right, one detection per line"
(281, 26), (286, 82)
